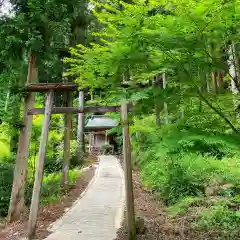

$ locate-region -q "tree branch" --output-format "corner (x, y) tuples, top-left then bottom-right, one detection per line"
(196, 89), (238, 133)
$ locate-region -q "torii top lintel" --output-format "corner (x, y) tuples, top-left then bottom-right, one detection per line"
(25, 83), (80, 92)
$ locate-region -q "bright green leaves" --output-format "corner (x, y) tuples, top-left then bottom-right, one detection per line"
(67, 0), (239, 89)
(65, 0), (240, 131)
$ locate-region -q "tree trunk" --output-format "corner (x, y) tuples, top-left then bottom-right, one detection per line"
(155, 104), (161, 127)
(8, 55), (37, 222)
(153, 74), (163, 127)
(229, 43), (240, 93)
(218, 72), (224, 93)
(4, 89), (10, 112)
(206, 74), (210, 93)
(217, 72), (224, 93)
(162, 73), (169, 124)
(197, 88), (238, 133)
(212, 72), (218, 93)
(10, 97), (21, 153)
(62, 92), (72, 188)
(228, 43), (240, 114)
(180, 108), (185, 119)
(231, 43), (240, 90)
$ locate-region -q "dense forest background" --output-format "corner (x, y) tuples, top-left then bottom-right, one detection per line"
(0, 0), (240, 239)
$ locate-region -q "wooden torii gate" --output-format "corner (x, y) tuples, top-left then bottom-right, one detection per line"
(19, 83), (136, 240)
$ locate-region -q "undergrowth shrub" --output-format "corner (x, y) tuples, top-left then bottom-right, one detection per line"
(141, 154), (219, 204)
(131, 114), (240, 238)
(30, 114), (69, 174)
(161, 156), (206, 204)
(0, 163), (13, 216)
(173, 139), (226, 159)
(132, 117), (240, 205)
(167, 196), (204, 217)
(232, 194), (240, 204)
(194, 203), (240, 239)
(26, 169), (82, 206)
(100, 144), (114, 155)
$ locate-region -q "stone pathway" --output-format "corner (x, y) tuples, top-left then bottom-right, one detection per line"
(45, 156), (125, 240)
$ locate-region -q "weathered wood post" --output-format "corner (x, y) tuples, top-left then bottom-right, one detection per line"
(27, 90), (54, 238)
(62, 91), (72, 187)
(105, 131), (108, 144)
(77, 91), (85, 159)
(121, 101), (136, 240)
(88, 133), (92, 153)
(8, 55), (37, 222)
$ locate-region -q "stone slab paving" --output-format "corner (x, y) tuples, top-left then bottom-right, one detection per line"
(45, 156), (125, 240)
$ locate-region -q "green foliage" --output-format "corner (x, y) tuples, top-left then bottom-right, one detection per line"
(130, 112), (240, 236)
(41, 169), (82, 205)
(0, 123), (11, 162)
(100, 144), (114, 155)
(140, 154), (205, 204)
(194, 203), (240, 239)
(232, 194), (240, 204)
(29, 114), (69, 175)
(167, 196), (203, 217)
(26, 169), (82, 206)
(0, 141), (10, 162)
(0, 163), (13, 216)
(132, 116), (240, 205)
(0, 1), (240, 239)
(67, 0), (239, 87)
